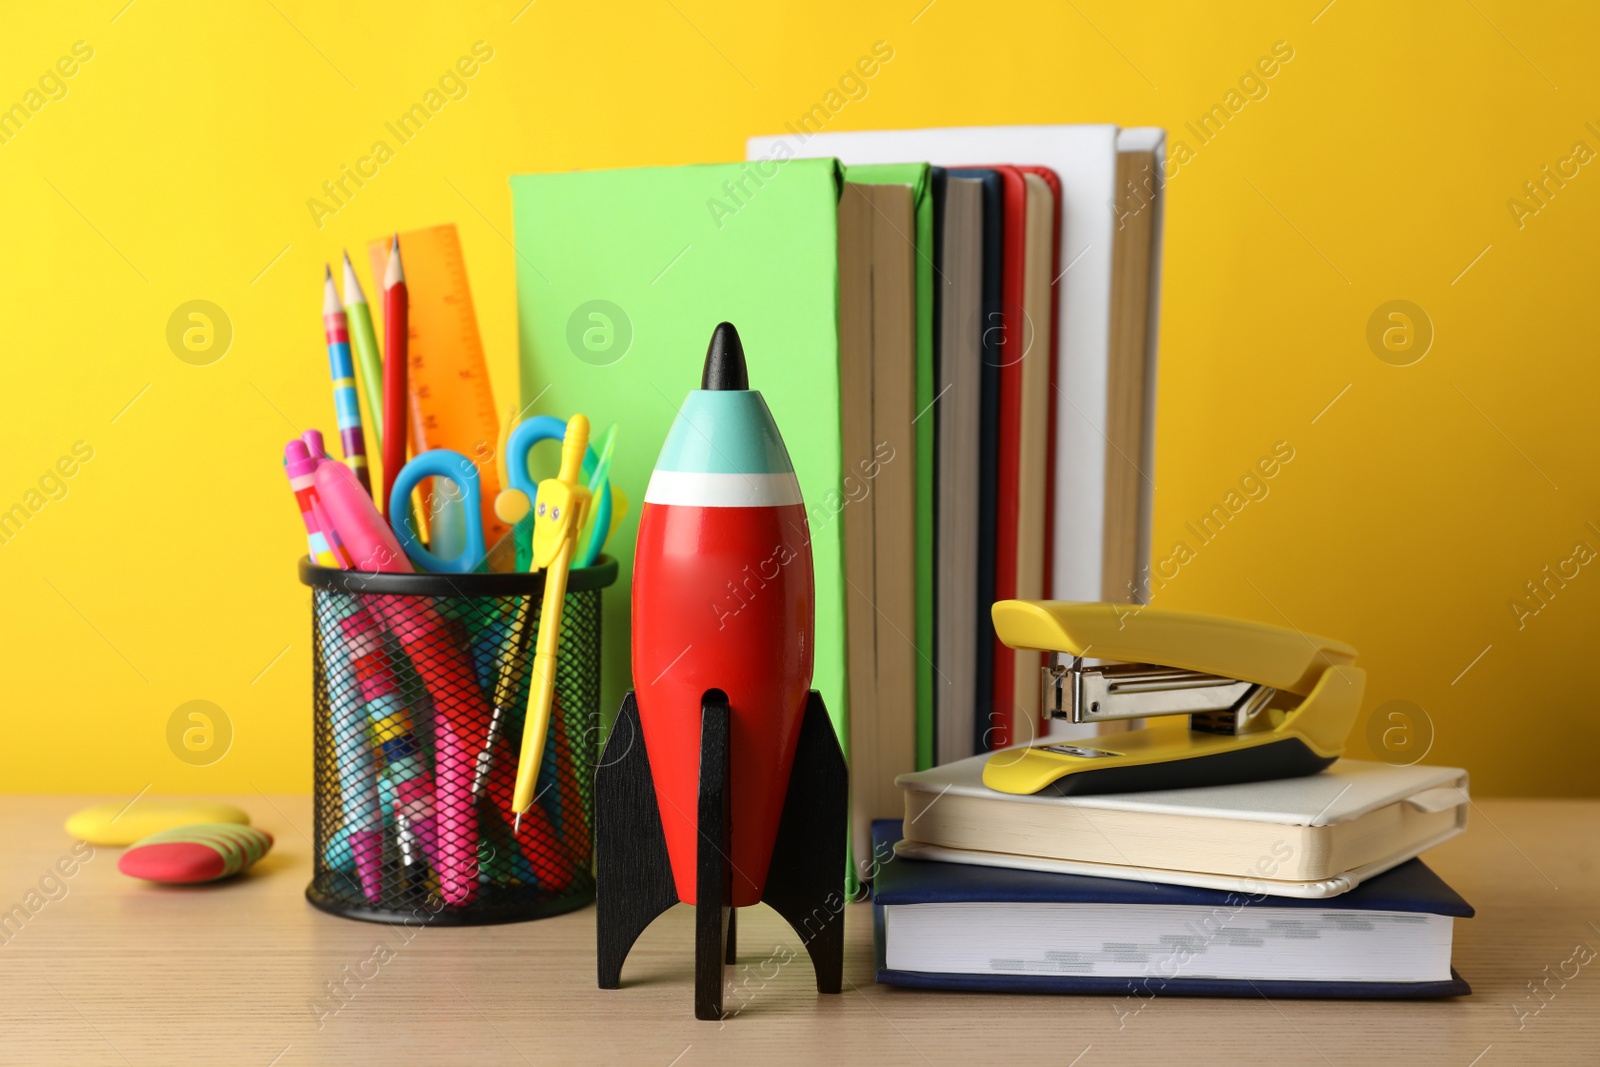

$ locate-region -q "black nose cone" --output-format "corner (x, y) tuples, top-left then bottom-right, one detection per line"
(701, 321), (749, 390)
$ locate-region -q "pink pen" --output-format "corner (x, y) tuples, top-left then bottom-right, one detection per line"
(312, 451), (491, 905)
(313, 457), (411, 576)
(370, 595), (491, 904)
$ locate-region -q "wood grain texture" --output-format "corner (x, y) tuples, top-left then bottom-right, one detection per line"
(1, 796), (1597, 1065)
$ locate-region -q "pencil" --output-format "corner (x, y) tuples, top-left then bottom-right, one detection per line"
(341, 251), (385, 454)
(379, 235), (409, 517)
(322, 266), (371, 494)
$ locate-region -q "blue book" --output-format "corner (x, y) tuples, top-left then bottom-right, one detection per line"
(871, 820), (1471, 999)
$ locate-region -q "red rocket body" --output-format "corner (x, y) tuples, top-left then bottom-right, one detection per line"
(633, 505), (812, 906)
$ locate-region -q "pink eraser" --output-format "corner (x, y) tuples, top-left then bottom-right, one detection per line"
(117, 825), (274, 885)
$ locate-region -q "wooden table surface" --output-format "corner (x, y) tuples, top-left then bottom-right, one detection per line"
(2, 794), (1597, 1066)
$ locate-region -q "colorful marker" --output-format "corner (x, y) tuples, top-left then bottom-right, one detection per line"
(300, 431), (357, 566)
(313, 457), (410, 576)
(293, 433), (387, 901)
(368, 591), (492, 905)
(631, 322), (815, 907)
(284, 439), (349, 568)
(343, 609), (439, 870)
(316, 590), (385, 903)
(307, 446), (488, 905)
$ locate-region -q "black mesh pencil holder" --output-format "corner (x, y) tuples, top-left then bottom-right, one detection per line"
(299, 556), (618, 925)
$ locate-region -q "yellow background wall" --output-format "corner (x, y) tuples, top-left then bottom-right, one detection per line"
(2, 1), (1594, 795)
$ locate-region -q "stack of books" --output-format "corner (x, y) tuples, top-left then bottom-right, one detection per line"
(512, 125), (1168, 886)
(874, 754), (1475, 997)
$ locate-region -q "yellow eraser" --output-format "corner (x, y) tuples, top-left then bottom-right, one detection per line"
(66, 799), (250, 846)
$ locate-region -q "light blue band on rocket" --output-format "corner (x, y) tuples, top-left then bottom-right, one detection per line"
(653, 391), (794, 475)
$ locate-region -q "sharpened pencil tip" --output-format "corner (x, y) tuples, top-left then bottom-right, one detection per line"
(384, 236), (405, 288)
(512, 811), (522, 836)
(322, 266), (341, 314)
(340, 250), (365, 306)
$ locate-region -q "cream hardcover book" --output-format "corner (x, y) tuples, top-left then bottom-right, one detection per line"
(895, 753), (1468, 898)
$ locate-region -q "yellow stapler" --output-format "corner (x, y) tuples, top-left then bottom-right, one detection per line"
(983, 601), (1366, 796)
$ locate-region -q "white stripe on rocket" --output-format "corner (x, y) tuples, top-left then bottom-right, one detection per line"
(644, 469), (803, 508)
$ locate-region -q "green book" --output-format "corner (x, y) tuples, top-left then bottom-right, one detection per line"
(845, 163), (936, 772)
(509, 158), (851, 764)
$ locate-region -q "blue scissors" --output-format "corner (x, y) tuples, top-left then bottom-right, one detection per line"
(496, 416), (614, 566)
(389, 449), (486, 574)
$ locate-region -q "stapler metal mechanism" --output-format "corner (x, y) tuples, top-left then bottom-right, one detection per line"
(983, 601), (1366, 796)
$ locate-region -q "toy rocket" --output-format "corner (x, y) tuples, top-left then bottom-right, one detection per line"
(596, 323), (846, 1021)
(633, 324), (813, 907)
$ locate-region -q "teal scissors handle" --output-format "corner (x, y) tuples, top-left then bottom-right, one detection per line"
(390, 449), (486, 574)
(505, 417), (613, 562)
(504, 417), (571, 502)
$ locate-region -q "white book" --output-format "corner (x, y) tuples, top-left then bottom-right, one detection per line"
(896, 753), (1469, 898)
